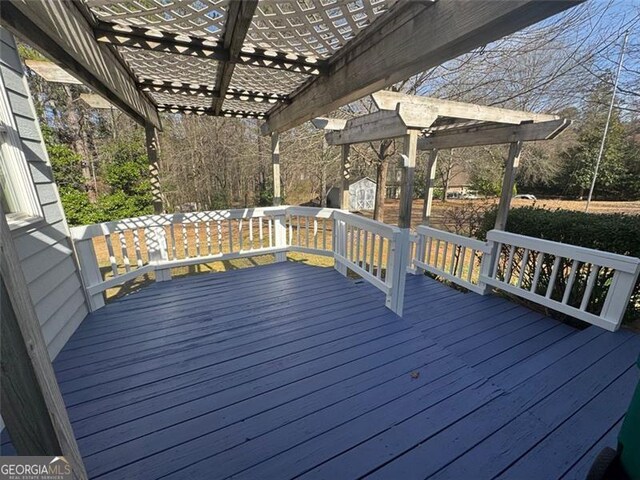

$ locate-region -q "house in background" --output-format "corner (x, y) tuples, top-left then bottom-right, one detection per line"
(327, 177), (376, 211)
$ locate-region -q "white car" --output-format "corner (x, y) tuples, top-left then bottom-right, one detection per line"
(514, 194), (537, 201)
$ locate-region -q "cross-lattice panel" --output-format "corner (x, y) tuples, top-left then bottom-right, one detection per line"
(85, 0), (229, 39)
(247, 0), (397, 59)
(230, 64), (309, 96)
(222, 98), (273, 114)
(119, 48), (218, 85)
(150, 91), (214, 108)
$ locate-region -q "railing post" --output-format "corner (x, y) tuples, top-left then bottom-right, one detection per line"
(600, 270), (637, 329)
(333, 216), (347, 276)
(146, 226), (171, 281)
(273, 212), (287, 262)
(410, 233), (424, 275)
(386, 229), (409, 315)
(477, 240), (495, 295)
(73, 238), (105, 311)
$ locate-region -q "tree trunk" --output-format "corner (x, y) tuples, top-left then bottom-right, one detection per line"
(374, 159), (389, 222)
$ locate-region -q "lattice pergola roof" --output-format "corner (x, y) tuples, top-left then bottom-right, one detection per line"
(2, 1), (582, 130)
(83, 0), (397, 119)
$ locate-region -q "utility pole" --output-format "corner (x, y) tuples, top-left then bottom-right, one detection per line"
(585, 30), (628, 212)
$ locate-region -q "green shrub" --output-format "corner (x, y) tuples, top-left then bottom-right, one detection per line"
(478, 206), (640, 325)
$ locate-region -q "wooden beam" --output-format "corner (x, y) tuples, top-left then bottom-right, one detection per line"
(418, 119), (571, 150)
(138, 79), (289, 104)
(372, 91), (559, 124)
(155, 104), (265, 119)
(211, 1), (259, 115)
(272, 132), (281, 206)
(94, 21), (325, 75)
(0, 205), (87, 478)
(399, 130), (419, 229)
(311, 117), (348, 131)
(325, 105), (436, 145)
(340, 144), (351, 210)
(421, 149), (439, 225)
(145, 123), (163, 214)
(495, 141), (523, 231)
(262, 0), (581, 134)
(1, 0), (160, 129)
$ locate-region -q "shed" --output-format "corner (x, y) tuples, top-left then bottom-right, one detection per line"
(327, 177), (376, 211)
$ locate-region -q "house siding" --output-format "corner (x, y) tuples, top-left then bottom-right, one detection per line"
(1, 29), (89, 362)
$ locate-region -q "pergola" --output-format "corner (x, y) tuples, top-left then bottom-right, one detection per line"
(322, 91), (571, 230)
(1, 0), (581, 212)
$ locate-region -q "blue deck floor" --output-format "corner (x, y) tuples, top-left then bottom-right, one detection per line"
(3, 261), (639, 479)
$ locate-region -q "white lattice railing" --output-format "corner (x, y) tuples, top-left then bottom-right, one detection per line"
(70, 206), (405, 315)
(480, 230), (640, 332)
(412, 226), (492, 294)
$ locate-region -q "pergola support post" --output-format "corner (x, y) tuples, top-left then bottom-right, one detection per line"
(145, 123), (163, 214)
(0, 204), (88, 479)
(494, 141), (523, 231)
(340, 144), (351, 210)
(271, 132), (281, 206)
(421, 148), (439, 225)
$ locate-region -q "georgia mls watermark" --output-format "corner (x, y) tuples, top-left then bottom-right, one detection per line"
(0, 456), (72, 480)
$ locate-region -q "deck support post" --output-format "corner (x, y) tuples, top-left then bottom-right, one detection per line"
(481, 141), (523, 294)
(273, 212), (287, 262)
(145, 123), (163, 214)
(421, 148), (439, 225)
(399, 130), (419, 229)
(0, 204), (88, 479)
(386, 228), (409, 315)
(494, 141), (523, 231)
(271, 132), (282, 206)
(340, 144), (351, 210)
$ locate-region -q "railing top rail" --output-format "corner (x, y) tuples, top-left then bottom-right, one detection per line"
(333, 210), (400, 238)
(70, 206), (289, 240)
(285, 206), (335, 219)
(416, 225), (491, 253)
(487, 229), (640, 274)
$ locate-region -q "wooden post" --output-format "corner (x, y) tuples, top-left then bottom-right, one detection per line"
(0, 204), (88, 479)
(421, 148), (439, 225)
(494, 141), (523, 231)
(340, 144), (351, 210)
(271, 132), (281, 206)
(73, 238), (105, 311)
(273, 211), (287, 262)
(398, 130), (419, 229)
(146, 226), (171, 281)
(145, 123), (163, 214)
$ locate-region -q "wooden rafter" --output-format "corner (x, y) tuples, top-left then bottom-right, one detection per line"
(1, 0), (161, 128)
(94, 21), (325, 75)
(372, 91), (559, 124)
(262, 0), (583, 134)
(156, 104), (265, 119)
(418, 119), (571, 150)
(137, 79), (289, 104)
(211, 1), (257, 115)
(325, 104), (437, 145)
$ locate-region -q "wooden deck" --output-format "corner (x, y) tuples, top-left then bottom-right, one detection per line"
(3, 261), (639, 479)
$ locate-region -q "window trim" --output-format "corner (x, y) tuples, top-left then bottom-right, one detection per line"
(0, 70), (43, 229)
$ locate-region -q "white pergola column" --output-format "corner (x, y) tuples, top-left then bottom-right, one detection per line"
(340, 144), (351, 210)
(271, 132), (281, 206)
(494, 141), (523, 231)
(421, 148), (439, 225)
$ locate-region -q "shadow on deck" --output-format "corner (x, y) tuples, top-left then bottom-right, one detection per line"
(3, 262), (639, 479)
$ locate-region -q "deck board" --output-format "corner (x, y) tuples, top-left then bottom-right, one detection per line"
(2, 261), (638, 479)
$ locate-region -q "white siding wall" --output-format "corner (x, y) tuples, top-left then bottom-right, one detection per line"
(1, 29), (89, 360)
